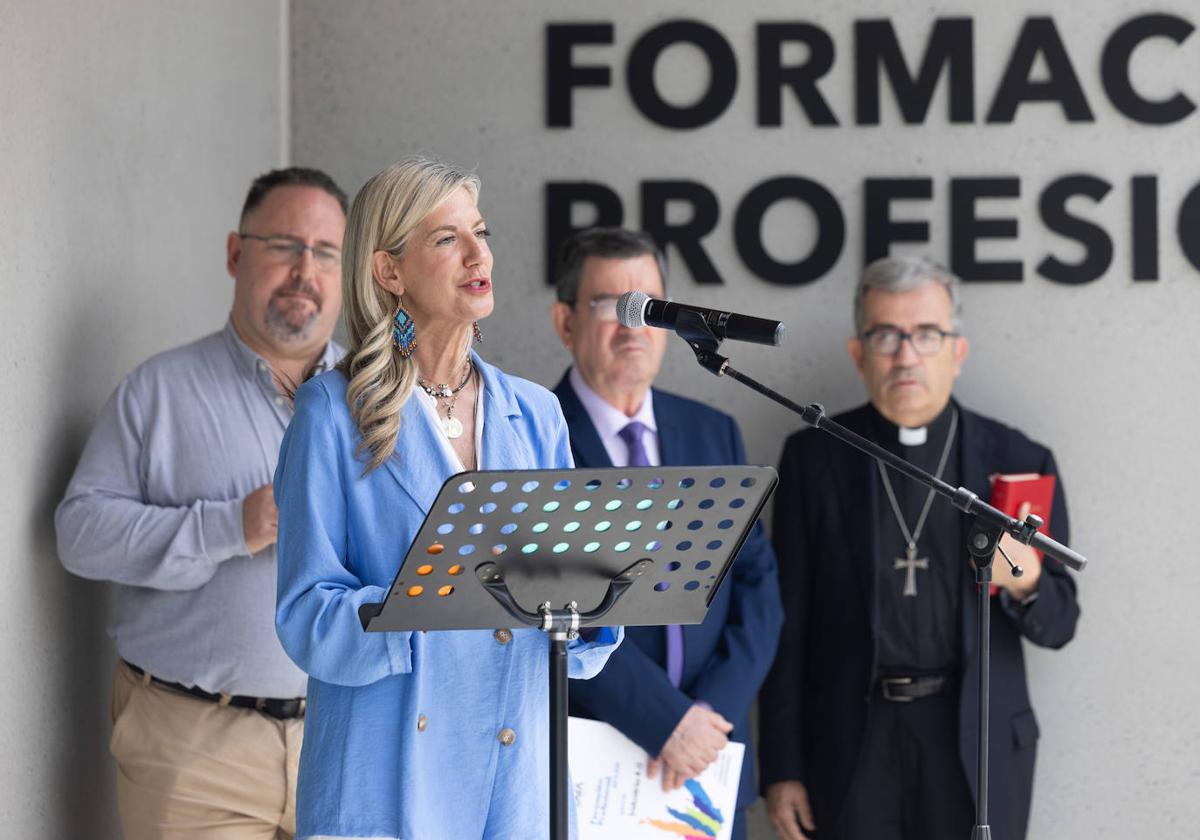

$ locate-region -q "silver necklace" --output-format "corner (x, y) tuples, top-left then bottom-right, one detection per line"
(417, 360), (473, 439)
(877, 409), (959, 597)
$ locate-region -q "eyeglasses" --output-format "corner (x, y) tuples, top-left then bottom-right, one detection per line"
(861, 325), (959, 356)
(585, 295), (621, 323)
(239, 233), (341, 271)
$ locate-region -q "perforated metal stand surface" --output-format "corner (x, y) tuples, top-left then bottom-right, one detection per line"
(359, 465), (778, 840)
(360, 465), (776, 632)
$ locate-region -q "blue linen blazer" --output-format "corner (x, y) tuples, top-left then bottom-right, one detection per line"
(555, 373), (783, 811)
(275, 356), (620, 840)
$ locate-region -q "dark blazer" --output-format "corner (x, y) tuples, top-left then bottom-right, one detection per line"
(758, 401), (1080, 840)
(556, 372), (784, 810)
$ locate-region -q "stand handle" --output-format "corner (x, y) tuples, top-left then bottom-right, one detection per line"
(1029, 532), (1087, 571)
(474, 559), (653, 628)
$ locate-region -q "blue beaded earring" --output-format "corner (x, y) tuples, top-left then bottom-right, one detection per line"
(392, 302), (417, 358)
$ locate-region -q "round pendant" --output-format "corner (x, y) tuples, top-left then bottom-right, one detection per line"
(442, 415), (465, 439)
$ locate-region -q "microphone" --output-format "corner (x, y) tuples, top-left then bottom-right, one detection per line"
(616, 290), (786, 346)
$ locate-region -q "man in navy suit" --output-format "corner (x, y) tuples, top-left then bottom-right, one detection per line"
(759, 256), (1080, 840)
(550, 227), (783, 840)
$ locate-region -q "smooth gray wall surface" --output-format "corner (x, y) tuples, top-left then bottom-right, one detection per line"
(293, 1), (1199, 837)
(1, 2), (284, 836)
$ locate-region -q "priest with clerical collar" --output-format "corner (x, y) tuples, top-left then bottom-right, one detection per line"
(759, 256), (1080, 840)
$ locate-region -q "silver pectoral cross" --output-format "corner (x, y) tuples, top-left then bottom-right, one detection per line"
(895, 543), (929, 597)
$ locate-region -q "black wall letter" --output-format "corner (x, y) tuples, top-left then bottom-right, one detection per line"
(626, 20), (738, 129)
(950, 178), (1022, 281)
(1131, 175), (1159, 281)
(1175, 181), (1200, 274)
(1102, 14), (1195, 125)
(856, 18), (974, 124)
(864, 178), (934, 262)
(734, 177), (844, 285)
(1037, 175), (1113, 284)
(546, 23), (614, 127)
(545, 182), (623, 285)
(987, 18), (1093, 123)
(757, 23), (838, 126)
(640, 181), (723, 285)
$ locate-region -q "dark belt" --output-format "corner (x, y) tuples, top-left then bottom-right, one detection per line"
(125, 660), (306, 720)
(876, 674), (950, 703)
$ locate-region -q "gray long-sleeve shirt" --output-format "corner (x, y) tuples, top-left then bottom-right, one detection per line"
(56, 321), (343, 697)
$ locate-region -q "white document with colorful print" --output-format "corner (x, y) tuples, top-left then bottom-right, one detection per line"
(569, 716), (744, 840)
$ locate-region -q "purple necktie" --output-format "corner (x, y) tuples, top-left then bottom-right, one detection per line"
(619, 421), (684, 688)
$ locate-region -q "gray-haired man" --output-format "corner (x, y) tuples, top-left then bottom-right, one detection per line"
(759, 256), (1080, 840)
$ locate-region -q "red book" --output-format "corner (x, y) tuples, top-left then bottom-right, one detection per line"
(987, 473), (1056, 595)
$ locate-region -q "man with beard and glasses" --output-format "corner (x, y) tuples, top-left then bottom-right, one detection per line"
(550, 227), (783, 840)
(56, 168), (347, 839)
(759, 256), (1079, 840)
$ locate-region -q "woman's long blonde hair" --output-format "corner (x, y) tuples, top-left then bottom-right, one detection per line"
(340, 157), (481, 472)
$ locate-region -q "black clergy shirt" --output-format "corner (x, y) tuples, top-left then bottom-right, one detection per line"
(869, 401), (964, 674)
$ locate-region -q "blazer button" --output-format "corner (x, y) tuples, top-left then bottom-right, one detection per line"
(498, 727), (516, 746)
(494, 629), (513, 645)
(416, 714), (428, 732)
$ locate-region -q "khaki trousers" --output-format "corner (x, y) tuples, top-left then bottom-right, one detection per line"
(110, 660), (303, 840)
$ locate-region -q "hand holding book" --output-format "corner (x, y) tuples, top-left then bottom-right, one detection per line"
(987, 473), (1056, 597)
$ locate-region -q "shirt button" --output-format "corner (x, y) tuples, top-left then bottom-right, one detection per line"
(416, 714), (428, 732)
(498, 727), (516, 746)
(274, 395), (285, 406)
(257, 361), (267, 372)
(493, 629), (512, 645)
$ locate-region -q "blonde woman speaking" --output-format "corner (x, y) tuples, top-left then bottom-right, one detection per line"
(274, 157), (620, 839)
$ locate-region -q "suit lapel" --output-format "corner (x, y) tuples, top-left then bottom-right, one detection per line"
(381, 394), (459, 516)
(478, 354), (534, 470)
(958, 404), (995, 503)
(553, 372), (612, 469)
(834, 408), (879, 625)
(653, 389), (683, 465)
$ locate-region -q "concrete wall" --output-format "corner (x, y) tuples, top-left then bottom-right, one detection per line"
(5, 1), (1196, 836)
(0, 2), (285, 836)
(291, 1), (1200, 837)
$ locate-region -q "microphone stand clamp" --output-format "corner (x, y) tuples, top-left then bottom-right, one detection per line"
(675, 309), (729, 376)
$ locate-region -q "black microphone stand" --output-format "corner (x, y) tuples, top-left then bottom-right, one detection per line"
(670, 312), (1087, 840)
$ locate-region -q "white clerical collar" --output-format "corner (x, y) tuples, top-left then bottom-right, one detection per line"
(898, 425), (928, 446)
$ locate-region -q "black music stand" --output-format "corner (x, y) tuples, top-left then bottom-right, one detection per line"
(359, 465), (776, 840)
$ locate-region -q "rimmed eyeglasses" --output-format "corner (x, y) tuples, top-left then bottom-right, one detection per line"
(239, 233), (341, 271)
(861, 325), (959, 356)
(585, 296), (622, 323)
